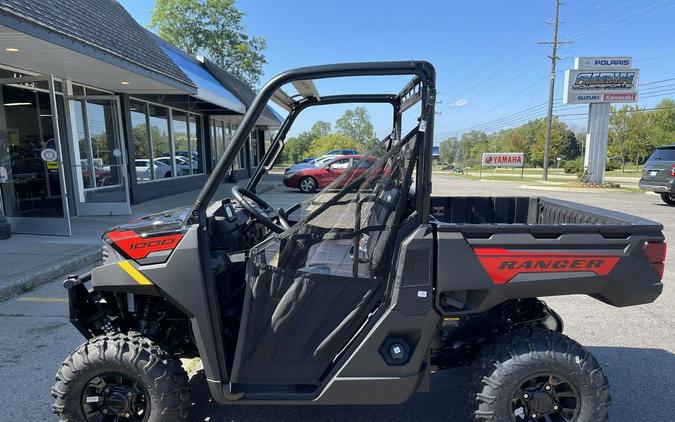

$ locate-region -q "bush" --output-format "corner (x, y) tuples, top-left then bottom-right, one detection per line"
(564, 158), (583, 174)
(605, 160), (620, 171)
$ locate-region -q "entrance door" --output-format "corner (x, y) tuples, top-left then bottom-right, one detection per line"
(66, 95), (131, 216)
(0, 75), (71, 235)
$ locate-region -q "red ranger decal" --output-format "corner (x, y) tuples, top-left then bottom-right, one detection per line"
(473, 248), (621, 284)
(106, 230), (184, 260)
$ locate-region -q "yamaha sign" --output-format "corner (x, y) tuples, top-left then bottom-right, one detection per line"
(563, 57), (639, 104)
(481, 153), (524, 167)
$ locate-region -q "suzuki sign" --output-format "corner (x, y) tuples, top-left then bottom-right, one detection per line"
(481, 153), (524, 167)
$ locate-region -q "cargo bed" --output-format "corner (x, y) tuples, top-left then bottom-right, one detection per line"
(429, 196), (665, 313)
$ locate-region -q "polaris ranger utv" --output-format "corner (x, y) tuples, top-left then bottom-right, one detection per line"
(52, 62), (666, 422)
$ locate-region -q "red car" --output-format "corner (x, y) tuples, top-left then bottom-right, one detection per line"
(283, 154), (377, 193)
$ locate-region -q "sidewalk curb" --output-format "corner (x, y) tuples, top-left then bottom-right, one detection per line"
(0, 247), (100, 302)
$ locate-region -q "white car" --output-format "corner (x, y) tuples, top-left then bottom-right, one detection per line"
(135, 159), (172, 180)
(154, 156), (193, 176)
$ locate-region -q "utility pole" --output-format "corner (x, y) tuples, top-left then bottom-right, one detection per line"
(539, 0), (571, 180)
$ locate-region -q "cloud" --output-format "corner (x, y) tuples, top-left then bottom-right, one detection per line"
(450, 98), (470, 107)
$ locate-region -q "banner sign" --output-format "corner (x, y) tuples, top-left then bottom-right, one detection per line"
(564, 56), (639, 104)
(481, 152), (524, 167)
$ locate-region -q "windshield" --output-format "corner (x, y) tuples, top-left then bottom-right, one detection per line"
(313, 156), (335, 167)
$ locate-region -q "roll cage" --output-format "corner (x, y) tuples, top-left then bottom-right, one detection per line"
(186, 61), (436, 226)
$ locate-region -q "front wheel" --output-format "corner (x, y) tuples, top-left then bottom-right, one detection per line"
(52, 332), (190, 422)
(660, 193), (675, 206)
(470, 327), (610, 422)
(299, 176), (317, 193)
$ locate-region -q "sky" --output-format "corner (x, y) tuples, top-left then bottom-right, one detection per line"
(119, 0), (675, 142)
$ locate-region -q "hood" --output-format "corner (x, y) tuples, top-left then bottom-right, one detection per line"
(103, 207), (189, 263)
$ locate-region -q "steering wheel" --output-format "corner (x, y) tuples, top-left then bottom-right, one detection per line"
(231, 186), (290, 234)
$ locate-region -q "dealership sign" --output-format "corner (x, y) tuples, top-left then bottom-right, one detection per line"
(563, 56), (639, 104)
(481, 153), (524, 167)
(574, 56), (632, 70)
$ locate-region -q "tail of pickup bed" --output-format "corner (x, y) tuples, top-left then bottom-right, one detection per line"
(430, 196), (666, 314)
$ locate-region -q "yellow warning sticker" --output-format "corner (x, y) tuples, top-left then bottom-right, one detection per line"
(47, 161), (59, 170)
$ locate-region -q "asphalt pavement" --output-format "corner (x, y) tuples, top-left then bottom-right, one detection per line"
(0, 175), (672, 421)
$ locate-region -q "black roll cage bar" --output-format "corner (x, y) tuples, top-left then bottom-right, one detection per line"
(186, 61), (436, 226)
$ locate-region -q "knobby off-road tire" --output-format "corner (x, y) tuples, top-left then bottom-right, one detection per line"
(52, 332), (190, 422)
(470, 327), (611, 422)
(660, 193), (675, 206)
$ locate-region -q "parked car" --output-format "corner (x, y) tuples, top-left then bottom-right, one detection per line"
(155, 156), (193, 176)
(639, 144), (675, 205)
(284, 154), (376, 192)
(135, 159), (171, 180)
(285, 155), (336, 175)
(326, 148), (358, 155)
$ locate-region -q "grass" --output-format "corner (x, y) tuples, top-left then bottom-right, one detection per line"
(445, 172), (644, 192)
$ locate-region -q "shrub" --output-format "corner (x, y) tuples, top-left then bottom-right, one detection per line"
(564, 158), (584, 174)
(605, 160), (620, 171)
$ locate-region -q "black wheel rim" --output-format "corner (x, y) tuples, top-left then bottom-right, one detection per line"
(80, 372), (150, 421)
(510, 373), (580, 422)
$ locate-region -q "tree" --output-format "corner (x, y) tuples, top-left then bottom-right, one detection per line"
(310, 121), (332, 138)
(335, 107), (377, 150)
(281, 132), (313, 164)
(307, 134), (361, 159)
(608, 105), (630, 171)
(559, 129), (581, 161)
(438, 137), (458, 164)
(150, 0), (267, 86)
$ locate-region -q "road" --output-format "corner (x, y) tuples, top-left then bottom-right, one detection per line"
(1, 175), (672, 421)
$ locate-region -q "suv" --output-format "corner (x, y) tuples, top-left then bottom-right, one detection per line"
(639, 145), (675, 205)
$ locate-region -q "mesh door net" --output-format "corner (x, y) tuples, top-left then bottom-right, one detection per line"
(231, 126), (420, 385)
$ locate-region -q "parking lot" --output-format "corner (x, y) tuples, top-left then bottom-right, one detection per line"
(1, 174), (673, 421)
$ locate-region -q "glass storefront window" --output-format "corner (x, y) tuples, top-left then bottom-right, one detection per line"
(86, 100), (122, 187)
(148, 105), (172, 179)
(189, 115), (203, 174)
(0, 84), (64, 217)
(171, 111), (189, 177)
(71, 100), (93, 188)
(130, 101), (151, 182)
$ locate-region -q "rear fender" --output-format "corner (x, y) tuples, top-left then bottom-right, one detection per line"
(435, 228), (664, 314)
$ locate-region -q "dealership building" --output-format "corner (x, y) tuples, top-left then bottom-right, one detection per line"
(0, 0), (281, 235)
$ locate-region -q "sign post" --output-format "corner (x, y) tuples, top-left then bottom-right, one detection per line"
(563, 56), (639, 184)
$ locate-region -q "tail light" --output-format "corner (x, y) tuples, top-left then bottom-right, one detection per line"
(643, 242), (667, 280)
(671, 164), (675, 177)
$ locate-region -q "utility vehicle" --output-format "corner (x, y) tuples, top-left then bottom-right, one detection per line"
(53, 62), (666, 422)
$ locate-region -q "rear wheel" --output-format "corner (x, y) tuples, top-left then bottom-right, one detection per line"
(660, 193), (675, 206)
(299, 176), (317, 193)
(470, 327), (610, 422)
(52, 332), (190, 422)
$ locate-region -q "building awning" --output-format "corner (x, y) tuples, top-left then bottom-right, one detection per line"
(159, 42), (246, 114)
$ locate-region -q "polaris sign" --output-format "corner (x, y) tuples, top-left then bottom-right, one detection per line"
(563, 56), (638, 104)
(574, 56), (632, 70)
